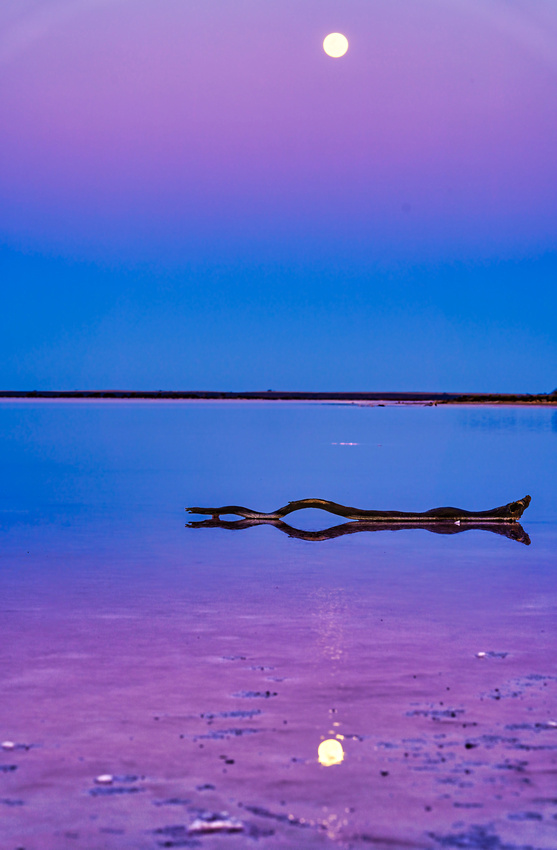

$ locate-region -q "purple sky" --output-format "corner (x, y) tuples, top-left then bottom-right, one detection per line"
(2, 0), (556, 264)
(1, 0), (556, 389)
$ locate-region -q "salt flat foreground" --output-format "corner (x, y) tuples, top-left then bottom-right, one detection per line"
(1, 401), (556, 849)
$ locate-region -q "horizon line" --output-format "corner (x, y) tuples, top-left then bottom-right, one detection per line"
(0, 390), (556, 404)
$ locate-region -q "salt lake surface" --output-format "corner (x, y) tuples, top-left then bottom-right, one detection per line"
(0, 401), (556, 850)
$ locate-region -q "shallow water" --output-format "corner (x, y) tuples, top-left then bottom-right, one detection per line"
(0, 401), (556, 849)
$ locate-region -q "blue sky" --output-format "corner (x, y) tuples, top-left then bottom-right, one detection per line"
(2, 246), (555, 391)
(1, 0), (556, 391)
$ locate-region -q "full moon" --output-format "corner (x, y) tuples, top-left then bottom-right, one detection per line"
(323, 33), (348, 58)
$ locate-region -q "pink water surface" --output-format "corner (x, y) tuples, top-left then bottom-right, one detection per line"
(1, 401), (556, 848)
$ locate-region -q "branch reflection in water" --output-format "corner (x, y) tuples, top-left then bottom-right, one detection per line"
(186, 516), (530, 545)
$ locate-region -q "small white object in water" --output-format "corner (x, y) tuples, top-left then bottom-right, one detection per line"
(476, 652), (486, 658)
(189, 817), (243, 833)
(1, 741), (15, 750)
(94, 774), (114, 784)
(548, 720), (557, 727)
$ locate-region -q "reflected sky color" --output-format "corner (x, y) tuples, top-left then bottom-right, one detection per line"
(1, 1), (556, 390)
(0, 401), (556, 847)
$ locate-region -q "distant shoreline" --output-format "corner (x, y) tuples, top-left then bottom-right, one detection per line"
(0, 390), (556, 405)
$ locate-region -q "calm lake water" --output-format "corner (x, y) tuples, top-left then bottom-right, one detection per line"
(0, 401), (556, 850)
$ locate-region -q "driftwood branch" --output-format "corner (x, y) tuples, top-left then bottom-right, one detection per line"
(186, 495), (531, 523)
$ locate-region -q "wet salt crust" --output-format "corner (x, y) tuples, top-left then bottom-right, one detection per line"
(0, 401), (556, 848)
